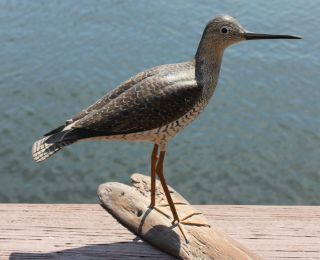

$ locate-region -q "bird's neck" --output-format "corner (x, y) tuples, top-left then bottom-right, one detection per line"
(195, 38), (224, 99)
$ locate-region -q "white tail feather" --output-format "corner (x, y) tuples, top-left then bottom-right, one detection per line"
(32, 137), (72, 162)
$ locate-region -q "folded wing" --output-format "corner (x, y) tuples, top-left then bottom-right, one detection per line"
(77, 76), (200, 133)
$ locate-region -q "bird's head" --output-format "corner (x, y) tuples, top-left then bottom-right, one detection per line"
(201, 15), (301, 51)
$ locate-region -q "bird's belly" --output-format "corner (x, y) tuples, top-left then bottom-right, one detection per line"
(86, 100), (206, 145)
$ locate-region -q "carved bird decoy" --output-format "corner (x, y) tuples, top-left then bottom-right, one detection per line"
(32, 15), (300, 241)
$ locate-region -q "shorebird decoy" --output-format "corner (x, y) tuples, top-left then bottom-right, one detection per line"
(32, 15), (300, 241)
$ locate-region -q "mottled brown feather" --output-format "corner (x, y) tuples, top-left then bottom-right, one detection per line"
(71, 61), (202, 136)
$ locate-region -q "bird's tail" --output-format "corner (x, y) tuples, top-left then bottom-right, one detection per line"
(32, 136), (74, 163)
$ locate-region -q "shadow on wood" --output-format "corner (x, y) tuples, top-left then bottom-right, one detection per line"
(9, 242), (173, 259)
(98, 173), (262, 260)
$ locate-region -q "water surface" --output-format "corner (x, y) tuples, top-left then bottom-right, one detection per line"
(0, 0), (319, 204)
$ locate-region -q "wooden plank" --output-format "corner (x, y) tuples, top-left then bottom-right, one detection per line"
(0, 204), (319, 259)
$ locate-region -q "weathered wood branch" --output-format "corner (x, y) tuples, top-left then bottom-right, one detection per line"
(98, 173), (262, 259)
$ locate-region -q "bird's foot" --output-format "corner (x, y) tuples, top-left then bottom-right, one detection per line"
(149, 204), (171, 219)
(158, 201), (188, 207)
(150, 202), (210, 243)
(149, 201), (188, 219)
(172, 213), (211, 243)
(172, 219), (189, 243)
(158, 202), (210, 226)
(180, 212), (211, 227)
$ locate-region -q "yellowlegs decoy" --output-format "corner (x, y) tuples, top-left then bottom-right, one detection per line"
(32, 15), (301, 241)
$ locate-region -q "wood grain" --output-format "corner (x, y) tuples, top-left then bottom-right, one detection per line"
(98, 174), (262, 259)
(0, 204), (319, 259)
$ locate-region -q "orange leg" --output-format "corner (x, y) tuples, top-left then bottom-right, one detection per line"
(156, 150), (180, 221)
(156, 150), (191, 241)
(150, 144), (158, 207)
(149, 144), (171, 219)
(149, 147), (210, 242)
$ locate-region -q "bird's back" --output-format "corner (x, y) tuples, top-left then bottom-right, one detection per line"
(55, 61), (199, 135)
(32, 60), (204, 161)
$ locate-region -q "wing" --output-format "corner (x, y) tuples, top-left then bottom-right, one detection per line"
(70, 71), (154, 122)
(44, 70), (152, 136)
(70, 75), (201, 137)
(63, 61), (194, 125)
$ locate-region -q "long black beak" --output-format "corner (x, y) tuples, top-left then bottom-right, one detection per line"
(244, 32), (302, 40)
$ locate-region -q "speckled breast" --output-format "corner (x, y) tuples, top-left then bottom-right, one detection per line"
(94, 98), (207, 148)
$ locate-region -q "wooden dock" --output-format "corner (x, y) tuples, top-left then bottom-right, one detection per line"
(0, 204), (319, 259)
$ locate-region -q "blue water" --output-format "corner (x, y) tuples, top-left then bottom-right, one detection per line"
(0, 0), (319, 204)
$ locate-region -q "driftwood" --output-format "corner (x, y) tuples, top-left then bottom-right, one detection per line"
(98, 173), (262, 259)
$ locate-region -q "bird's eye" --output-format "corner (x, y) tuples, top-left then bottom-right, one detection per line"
(220, 27), (228, 34)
